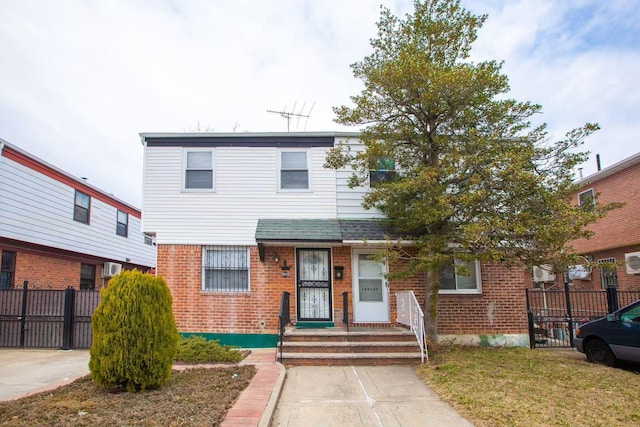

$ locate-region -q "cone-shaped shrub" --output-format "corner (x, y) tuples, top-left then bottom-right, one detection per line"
(89, 270), (179, 392)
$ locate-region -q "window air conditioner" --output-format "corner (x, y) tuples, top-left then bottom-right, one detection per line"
(103, 262), (123, 277)
(532, 265), (556, 283)
(624, 252), (640, 274)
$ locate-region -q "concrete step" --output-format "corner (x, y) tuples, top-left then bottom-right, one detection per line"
(282, 341), (420, 353)
(284, 329), (417, 343)
(279, 352), (425, 366)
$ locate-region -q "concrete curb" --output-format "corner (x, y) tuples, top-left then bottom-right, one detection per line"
(258, 362), (286, 427)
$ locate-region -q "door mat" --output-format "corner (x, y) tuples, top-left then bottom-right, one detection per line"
(295, 322), (335, 329)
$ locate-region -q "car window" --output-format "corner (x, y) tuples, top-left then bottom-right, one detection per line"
(619, 304), (640, 323)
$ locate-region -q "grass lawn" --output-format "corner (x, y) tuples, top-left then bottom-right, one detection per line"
(0, 365), (255, 426)
(417, 346), (640, 427)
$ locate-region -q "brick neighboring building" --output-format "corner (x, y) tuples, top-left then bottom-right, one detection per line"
(0, 139), (156, 291)
(142, 132), (529, 347)
(569, 152), (640, 291)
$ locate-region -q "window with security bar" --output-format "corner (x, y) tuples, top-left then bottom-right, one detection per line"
(598, 258), (618, 289)
(202, 246), (249, 292)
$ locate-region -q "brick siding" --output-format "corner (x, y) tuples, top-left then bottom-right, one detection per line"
(5, 250), (101, 290)
(568, 160), (640, 290)
(159, 244), (528, 336)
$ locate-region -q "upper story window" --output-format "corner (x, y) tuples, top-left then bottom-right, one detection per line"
(0, 251), (16, 290)
(144, 235), (154, 245)
(185, 150), (214, 190)
(202, 246), (249, 292)
(369, 158), (396, 187)
(116, 210), (128, 237)
(578, 188), (595, 211)
(73, 190), (91, 224)
(80, 264), (96, 290)
(280, 151), (309, 190)
(439, 260), (482, 294)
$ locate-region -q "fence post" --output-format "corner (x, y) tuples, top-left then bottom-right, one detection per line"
(62, 287), (76, 350)
(563, 278), (574, 347)
(19, 281), (28, 348)
(525, 289), (536, 349)
(606, 286), (619, 314)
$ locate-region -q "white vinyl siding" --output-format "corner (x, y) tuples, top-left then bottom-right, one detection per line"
(336, 138), (384, 219)
(143, 146), (337, 245)
(0, 156), (156, 268)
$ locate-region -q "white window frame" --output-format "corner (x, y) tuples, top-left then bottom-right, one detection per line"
(183, 148), (215, 191)
(278, 149), (311, 191)
(578, 188), (595, 209)
(201, 246), (250, 292)
(116, 210), (128, 237)
(368, 158), (396, 188)
(438, 260), (482, 295)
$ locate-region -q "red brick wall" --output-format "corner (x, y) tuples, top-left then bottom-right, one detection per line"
(435, 264), (528, 334)
(567, 245), (640, 292)
(572, 161), (640, 254)
(7, 250), (101, 290)
(160, 244), (528, 336)
(158, 245), (297, 334)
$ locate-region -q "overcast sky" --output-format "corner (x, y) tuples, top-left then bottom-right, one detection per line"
(2, 0), (639, 207)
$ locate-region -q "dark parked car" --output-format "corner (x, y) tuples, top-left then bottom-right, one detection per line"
(574, 299), (640, 366)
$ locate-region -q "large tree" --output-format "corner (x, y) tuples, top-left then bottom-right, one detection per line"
(326, 0), (619, 342)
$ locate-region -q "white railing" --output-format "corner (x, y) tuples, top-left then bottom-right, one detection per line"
(396, 290), (428, 363)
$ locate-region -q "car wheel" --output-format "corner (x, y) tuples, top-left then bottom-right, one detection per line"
(584, 339), (617, 367)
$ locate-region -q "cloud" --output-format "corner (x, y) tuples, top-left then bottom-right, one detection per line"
(1, 0), (638, 205)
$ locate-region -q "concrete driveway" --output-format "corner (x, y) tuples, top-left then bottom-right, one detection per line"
(0, 349), (90, 401)
(272, 366), (473, 427)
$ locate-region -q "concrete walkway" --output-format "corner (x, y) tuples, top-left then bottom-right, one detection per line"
(0, 349), (90, 401)
(271, 366), (473, 427)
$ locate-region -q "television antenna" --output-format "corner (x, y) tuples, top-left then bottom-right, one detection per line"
(267, 101), (315, 132)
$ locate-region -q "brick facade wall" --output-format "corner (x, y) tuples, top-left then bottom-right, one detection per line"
(158, 245), (297, 334)
(2, 249), (101, 290)
(159, 244), (528, 336)
(573, 162), (640, 254)
(567, 244), (640, 292)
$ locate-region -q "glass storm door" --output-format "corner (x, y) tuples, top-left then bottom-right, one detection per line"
(297, 249), (332, 321)
(353, 249), (389, 322)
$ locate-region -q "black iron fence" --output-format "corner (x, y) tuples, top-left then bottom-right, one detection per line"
(526, 285), (640, 349)
(0, 281), (101, 349)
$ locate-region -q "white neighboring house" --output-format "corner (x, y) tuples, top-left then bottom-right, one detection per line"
(0, 139), (156, 290)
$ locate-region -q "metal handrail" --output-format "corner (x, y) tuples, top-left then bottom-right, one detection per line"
(396, 290), (428, 363)
(342, 291), (349, 332)
(278, 291), (291, 363)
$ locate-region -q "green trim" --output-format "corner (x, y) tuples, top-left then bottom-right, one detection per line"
(181, 332), (278, 348)
(295, 322), (335, 329)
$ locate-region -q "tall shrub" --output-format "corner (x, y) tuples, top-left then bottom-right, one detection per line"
(89, 270), (179, 392)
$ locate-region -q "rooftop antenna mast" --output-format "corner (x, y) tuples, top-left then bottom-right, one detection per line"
(267, 102), (314, 131)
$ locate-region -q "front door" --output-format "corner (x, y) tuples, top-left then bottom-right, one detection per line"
(297, 249), (332, 321)
(352, 249), (389, 322)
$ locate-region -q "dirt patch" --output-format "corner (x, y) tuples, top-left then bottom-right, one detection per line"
(0, 365), (256, 426)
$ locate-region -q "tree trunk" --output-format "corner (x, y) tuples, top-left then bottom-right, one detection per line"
(424, 269), (439, 345)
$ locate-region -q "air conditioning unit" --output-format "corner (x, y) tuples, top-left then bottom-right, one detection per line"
(568, 264), (591, 281)
(625, 251), (640, 274)
(532, 265), (556, 283)
(103, 262), (122, 277)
